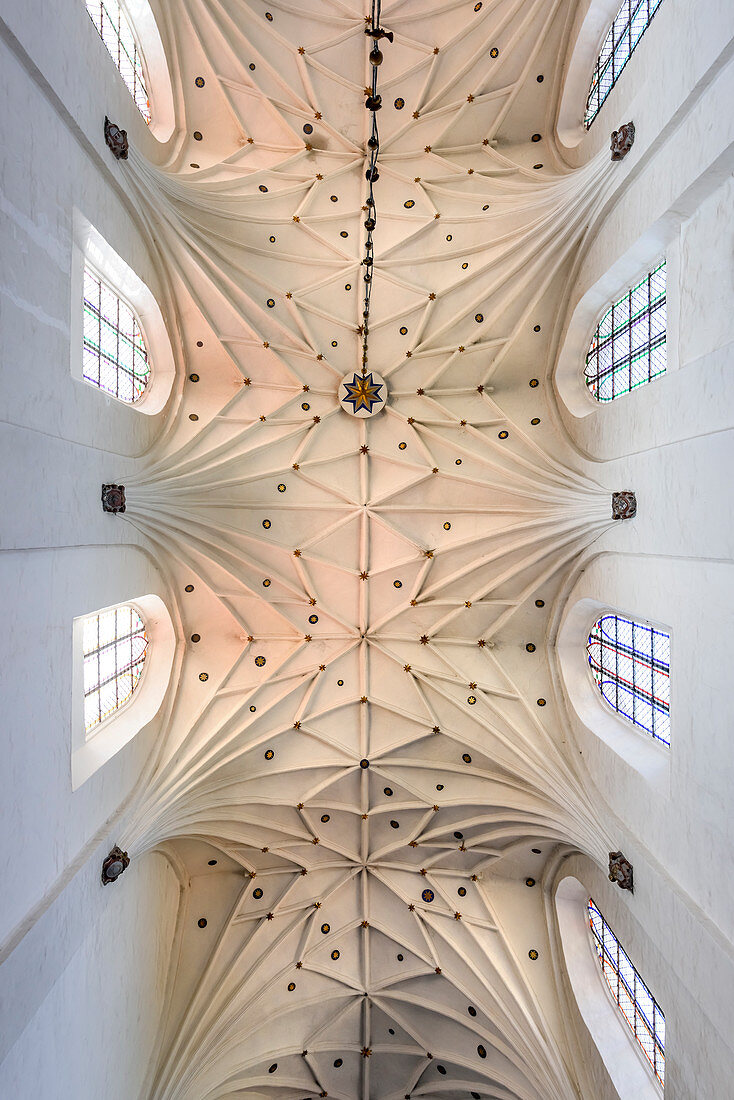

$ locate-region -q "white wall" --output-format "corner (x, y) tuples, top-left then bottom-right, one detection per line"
(550, 4), (734, 1097)
(0, 5), (181, 1094)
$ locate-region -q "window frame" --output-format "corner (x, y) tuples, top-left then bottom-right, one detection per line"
(583, 259), (667, 404)
(586, 610), (671, 748)
(585, 0), (667, 129)
(587, 897), (666, 1088)
(70, 214), (175, 416)
(82, 261), (153, 405)
(82, 603), (150, 739)
(86, 0), (152, 123)
(71, 594), (177, 789)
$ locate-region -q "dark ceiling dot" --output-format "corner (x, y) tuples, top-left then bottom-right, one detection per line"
(265, 11), (273, 19)
(189, 162), (199, 169)
(526, 642), (536, 652)
(334, 1058), (343, 1067)
(533, 163), (543, 170)
(533, 324), (541, 331)
(477, 1044), (487, 1058)
(330, 195), (338, 202)
(287, 981), (295, 990)
(249, 63), (256, 70)
(390, 820), (400, 829)
(535, 598), (545, 607)
(394, 97), (405, 109)
(198, 672), (208, 682)
(532, 847), (542, 853)
(188, 413), (199, 421)
(184, 584), (194, 592)
(462, 753), (472, 763)
(321, 923), (330, 934)
(472, 1094), (481, 1099)
(498, 430), (509, 439)
(458, 886), (467, 897)
(269, 235), (276, 243)
(537, 74), (544, 82)
(360, 758), (370, 768)
(384, 787), (393, 796)
(191, 633), (201, 643)
(526, 877), (536, 887)
(303, 123), (313, 134)
(397, 953), (404, 961)
(388, 1027), (395, 1035)
(253, 888), (263, 898)
(193, 130), (203, 141)
(207, 858), (217, 866)
(189, 373), (199, 382)
(482, 204), (489, 210)
(468, 1006), (477, 1016)
(454, 831), (464, 839)
(321, 814), (330, 822)
(197, 917), (207, 928)
(531, 133), (542, 142)
(268, 1063), (277, 1073)
(437, 1065), (446, 1074)
(267, 298), (275, 307)
(490, 47), (499, 58)
(529, 949), (539, 960)
(436, 783), (444, 790)
(196, 340), (203, 347)
(531, 417), (541, 425)
(529, 378), (540, 387)
(194, 76), (205, 88)
(340, 230), (349, 238)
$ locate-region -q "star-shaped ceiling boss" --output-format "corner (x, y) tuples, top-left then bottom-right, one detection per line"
(340, 371), (385, 416)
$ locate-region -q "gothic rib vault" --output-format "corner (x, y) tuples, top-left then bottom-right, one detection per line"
(111, 1), (628, 1096)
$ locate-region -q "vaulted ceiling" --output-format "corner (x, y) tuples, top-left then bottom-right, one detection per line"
(118, 1), (623, 1096)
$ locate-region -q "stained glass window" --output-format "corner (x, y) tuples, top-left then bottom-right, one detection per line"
(86, 0), (151, 122)
(584, 262), (666, 402)
(587, 614), (670, 745)
(83, 266), (151, 403)
(83, 605), (149, 734)
(588, 899), (665, 1086)
(585, 0), (666, 127)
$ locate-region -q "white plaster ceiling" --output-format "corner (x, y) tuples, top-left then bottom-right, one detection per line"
(118, 1), (624, 1096)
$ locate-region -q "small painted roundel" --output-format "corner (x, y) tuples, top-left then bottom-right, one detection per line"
(331, 949), (340, 960)
(321, 923), (330, 934)
(422, 889), (435, 903)
(253, 887), (263, 899)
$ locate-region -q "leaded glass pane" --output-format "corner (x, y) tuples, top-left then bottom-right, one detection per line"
(588, 899), (665, 1086)
(585, 0), (666, 128)
(86, 0), (151, 122)
(587, 613), (670, 745)
(585, 262), (666, 402)
(83, 605), (149, 734)
(83, 266), (151, 403)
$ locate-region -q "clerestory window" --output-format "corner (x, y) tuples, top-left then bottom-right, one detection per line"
(588, 899), (665, 1086)
(83, 265), (152, 403)
(83, 604), (149, 735)
(587, 613), (670, 745)
(584, 261), (666, 402)
(86, 0), (151, 122)
(585, 0), (666, 128)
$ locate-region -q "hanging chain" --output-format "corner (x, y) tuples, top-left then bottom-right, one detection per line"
(361, 0), (392, 374)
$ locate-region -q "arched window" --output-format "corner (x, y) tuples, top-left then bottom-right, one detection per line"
(83, 264), (152, 403)
(588, 899), (665, 1086)
(587, 613), (670, 745)
(585, 0), (666, 127)
(86, 0), (151, 122)
(83, 604), (149, 735)
(584, 261), (666, 402)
